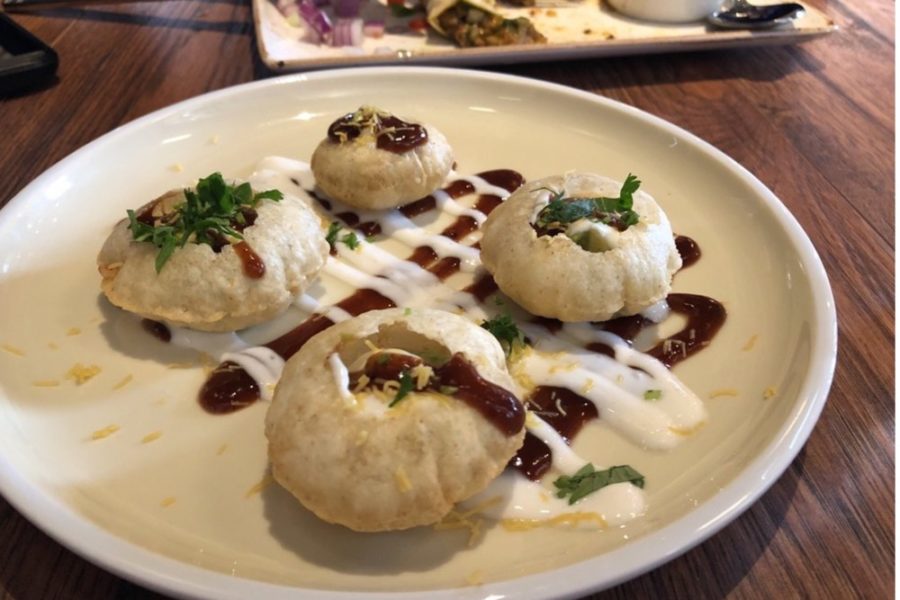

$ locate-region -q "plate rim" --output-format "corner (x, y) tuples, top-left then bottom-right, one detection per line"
(0, 66), (838, 600)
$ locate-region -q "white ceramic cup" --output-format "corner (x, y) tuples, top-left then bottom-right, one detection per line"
(607, 0), (723, 23)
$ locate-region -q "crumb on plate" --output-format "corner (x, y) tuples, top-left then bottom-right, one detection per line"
(434, 497), (501, 547)
(112, 374), (133, 390)
(90, 424), (120, 441)
(1, 343), (24, 357)
(66, 363), (101, 385)
(141, 431), (163, 444)
(245, 474), (274, 498)
(502, 512), (607, 532)
(32, 379), (60, 388)
(742, 334), (759, 351)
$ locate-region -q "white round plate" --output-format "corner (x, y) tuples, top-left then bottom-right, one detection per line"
(0, 67), (836, 599)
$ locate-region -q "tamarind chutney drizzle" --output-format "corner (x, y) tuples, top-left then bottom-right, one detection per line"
(327, 110), (429, 155)
(350, 352), (525, 436)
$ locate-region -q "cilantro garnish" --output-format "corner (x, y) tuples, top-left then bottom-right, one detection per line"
(251, 189), (283, 203)
(341, 231), (361, 250)
(535, 174), (642, 233)
(388, 370), (415, 407)
(325, 221), (361, 251)
(126, 172), (283, 273)
(553, 463), (645, 505)
(643, 389), (662, 401)
(481, 313), (525, 357)
(325, 221), (342, 247)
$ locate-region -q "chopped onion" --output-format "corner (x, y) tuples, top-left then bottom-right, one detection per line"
(332, 17), (364, 46)
(332, 0), (365, 18)
(297, 0), (333, 41)
(363, 20), (385, 38)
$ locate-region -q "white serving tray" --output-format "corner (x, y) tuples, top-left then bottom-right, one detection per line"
(253, 0), (835, 71)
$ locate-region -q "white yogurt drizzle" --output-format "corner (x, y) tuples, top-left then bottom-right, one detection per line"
(294, 293), (352, 323)
(249, 159), (506, 274)
(461, 412), (646, 527)
(221, 347), (285, 402)
(529, 187), (555, 223)
(518, 322), (707, 449)
(164, 326), (285, 402)
(161, 157), (706, 528)
(433, 187), (486, 224)
(641, 299), (671, 323)
(328, 352), (355, 405)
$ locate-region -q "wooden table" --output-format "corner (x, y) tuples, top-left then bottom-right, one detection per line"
(0, 0), (893, 597)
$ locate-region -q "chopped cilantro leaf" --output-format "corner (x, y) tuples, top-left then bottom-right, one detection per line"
(643, 389), (662, 401)
(156, 236), (177, 273)
(553, 464), (645, 505)
(481, 313), (525, 357)
(126, 172), (282, 272)
(539, 198), (596, 226)
(252, 189), (284, 204)
(326, 221), (342, 247)
(234, 182), (252, 205)
(388, 370), (415, 407)
(341, 231), (361, 250)
(535, 174), (642, 234)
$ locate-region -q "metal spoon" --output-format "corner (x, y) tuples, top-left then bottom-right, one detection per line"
(708, 0), (805, 29)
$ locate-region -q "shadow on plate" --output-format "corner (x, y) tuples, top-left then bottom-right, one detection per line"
(97, 294), (203, 365)
(260, 475), (483, 575)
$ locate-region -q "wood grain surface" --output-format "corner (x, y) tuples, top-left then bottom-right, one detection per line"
(0, 0), (893, 598)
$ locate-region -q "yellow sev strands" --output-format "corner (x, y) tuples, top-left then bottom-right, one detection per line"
(1, 343), (25, 356)
(501, 511), (608, 532)
(434, 496), (504, 547)
(245, 474), (274, 498)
